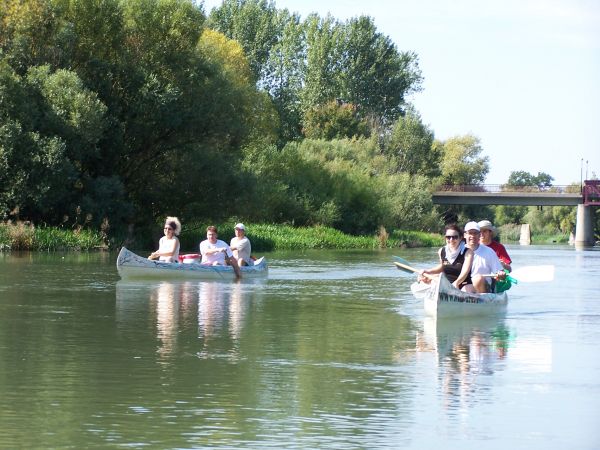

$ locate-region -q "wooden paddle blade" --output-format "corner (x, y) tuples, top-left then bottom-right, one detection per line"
(510, 265), (555, 282)
(394, 261), (419, 274)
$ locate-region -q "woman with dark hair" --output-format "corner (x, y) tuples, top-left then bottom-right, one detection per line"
(420, 224), (473, 289)
(148, 216), (181, 262)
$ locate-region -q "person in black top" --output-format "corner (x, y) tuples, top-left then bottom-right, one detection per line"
(419, 224), (473, 289)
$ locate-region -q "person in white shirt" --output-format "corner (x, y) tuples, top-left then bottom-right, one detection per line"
(148, 216), (180, 262)
(463, 221), (506, 293)
(199, 225), (241, 278)
(230, 223), (252, 266)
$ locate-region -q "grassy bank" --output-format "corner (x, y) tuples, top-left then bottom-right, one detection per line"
(165, 222), (443, 252)
(2, 220), (575, 252)
(0, 222), (105, 251)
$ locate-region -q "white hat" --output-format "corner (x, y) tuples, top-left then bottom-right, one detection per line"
(477, 220), (496, 236)
(234, 223), (246, 231)
(464, 221), (480, 232)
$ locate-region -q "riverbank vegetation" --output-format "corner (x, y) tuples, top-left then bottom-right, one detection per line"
(0, 220), (441, 252)
(1, 0), (595, 250)
(0, 221), (104, 251)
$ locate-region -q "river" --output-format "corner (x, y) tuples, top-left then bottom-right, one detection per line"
(0, 245), (598, 449)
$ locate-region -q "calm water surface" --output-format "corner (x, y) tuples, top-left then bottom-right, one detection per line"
(0, 246), (599, 449)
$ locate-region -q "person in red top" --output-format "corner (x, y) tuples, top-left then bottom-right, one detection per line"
(478, 220), (512, 272)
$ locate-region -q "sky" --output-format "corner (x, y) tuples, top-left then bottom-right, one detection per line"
(201, 0), (600, 186)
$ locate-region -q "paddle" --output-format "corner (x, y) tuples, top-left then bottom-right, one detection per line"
(393, 256), (435, 279)
(482, 265), (555, 283)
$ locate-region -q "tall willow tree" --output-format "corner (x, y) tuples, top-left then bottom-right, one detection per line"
(208, 0), (423, 142)
(0, 0), (271, 229)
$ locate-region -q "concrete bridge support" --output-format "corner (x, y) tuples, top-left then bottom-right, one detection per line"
(575, 204), (595, 246)
(519, 224), (531, 245)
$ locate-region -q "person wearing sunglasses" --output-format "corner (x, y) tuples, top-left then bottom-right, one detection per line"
(148, 216), (181, 262)
(419, 224), (473, 289)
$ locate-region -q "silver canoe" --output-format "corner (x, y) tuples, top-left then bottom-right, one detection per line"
(116, 247), (268, 280)
(423, 273), (508, 318)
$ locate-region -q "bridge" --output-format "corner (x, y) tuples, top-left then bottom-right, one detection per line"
(431, 180), (600, 246)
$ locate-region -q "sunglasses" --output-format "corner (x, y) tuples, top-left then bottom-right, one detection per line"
(445, 235), (459, 240)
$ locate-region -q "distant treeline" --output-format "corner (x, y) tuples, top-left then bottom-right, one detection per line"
(1, 0), (583, 248)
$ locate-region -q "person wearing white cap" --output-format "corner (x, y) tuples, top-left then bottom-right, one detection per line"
(478, 219), (512, 272)
(463, 221), (506, 293)
(230, 223), (252, 266)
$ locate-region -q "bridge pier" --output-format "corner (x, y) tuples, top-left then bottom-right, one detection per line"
(575, 204), (595, 246)
(519, 224), (531, 245)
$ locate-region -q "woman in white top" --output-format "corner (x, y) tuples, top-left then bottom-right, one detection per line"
(149, 216), (181, 262)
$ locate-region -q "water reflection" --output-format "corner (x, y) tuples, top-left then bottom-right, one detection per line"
(116, 280), (262, 361)
(197, 281), (249, 358)
(151, 282), (198, 359)
(417, 316), (512, 412)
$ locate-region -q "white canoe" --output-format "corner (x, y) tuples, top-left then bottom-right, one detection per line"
(116, 247), (268, 280)
(423, 273), (508, 318)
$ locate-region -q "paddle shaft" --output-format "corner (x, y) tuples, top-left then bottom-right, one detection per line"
(393, 261), (435, 280)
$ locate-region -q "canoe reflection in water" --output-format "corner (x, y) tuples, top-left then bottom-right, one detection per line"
(416, 316), (513, 412)
(197, 281), (247, 353)
(115, 280), (264, 360)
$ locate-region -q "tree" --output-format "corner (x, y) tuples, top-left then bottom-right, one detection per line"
(259, 8), (305, 142)
(438, 134), (489, 185)
(0, 63), (92, 223)
(208, 0), (280, 83)
(382, 110), (440, 177)
(506, 171), (554, 189)
(337, 16), (422, 125)
(1, 0), (275, 230)
(198, 28), (278, 144)
(302, 100), (369, 140)
(209, 5), (423, 141)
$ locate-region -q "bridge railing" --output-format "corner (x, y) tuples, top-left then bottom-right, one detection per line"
(583, 180), (600, 205)
(436, 184), (579, 194)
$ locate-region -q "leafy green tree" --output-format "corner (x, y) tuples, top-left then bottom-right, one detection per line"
(208, 0), (279, 83)
(300, 14), (341, 112)
(198, 28), (279, 143)
(494, 204), (528, 226)
(495, 171), (559, 229)
(302, 100), (370, 140)
(382, 110), (440, 177)
(438, 134), (489, 185)
(0, 0), (73, 72)
(209, 4), (423, 141)
(263, 9), (305, 142)
(1, 0), (273, 230)
(506, 170), (554, 189)
(337, 16), (422, 125)
(0, 63), (74, 221)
